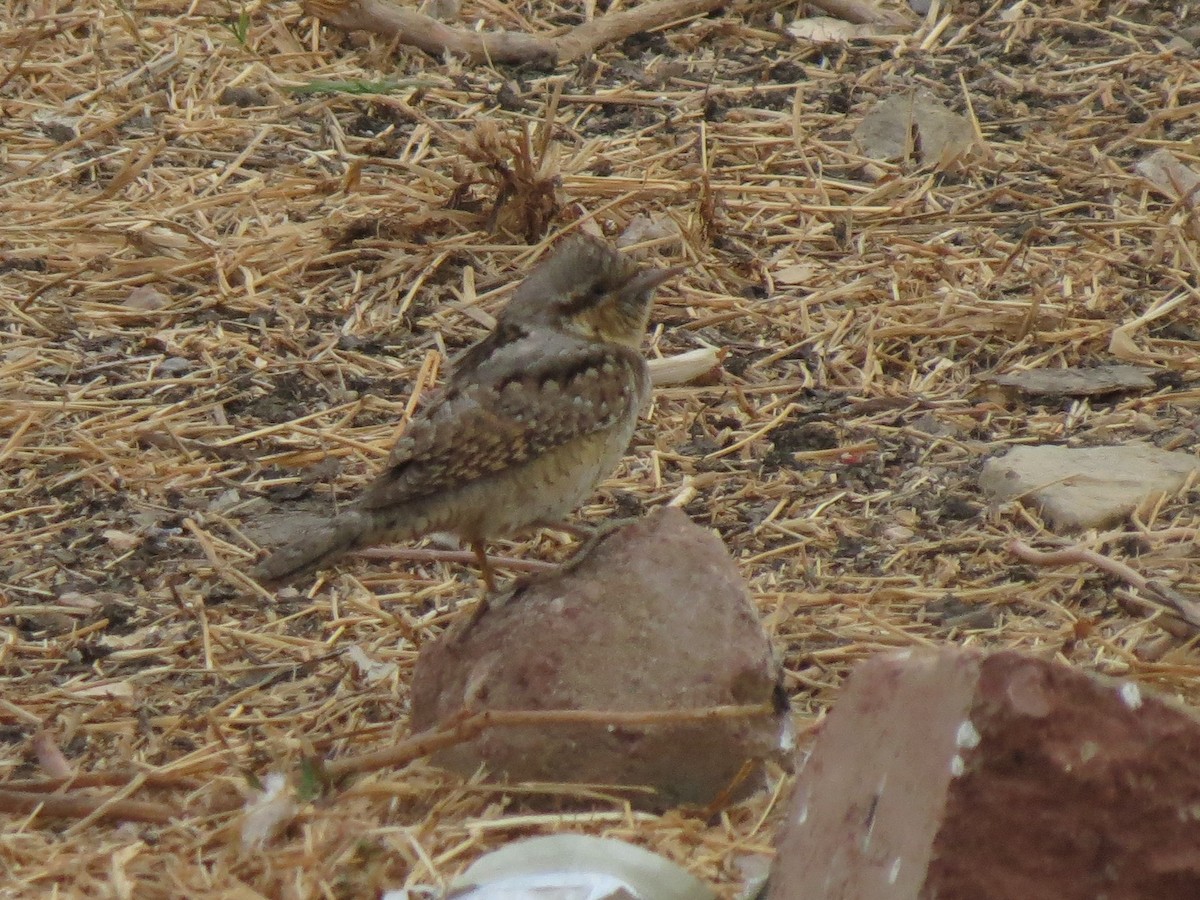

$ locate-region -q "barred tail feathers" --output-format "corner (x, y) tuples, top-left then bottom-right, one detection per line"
(251, 509), (378, 583)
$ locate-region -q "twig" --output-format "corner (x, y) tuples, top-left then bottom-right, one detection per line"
(324, 703), (776, 779)
(303, 0), (730, 66)
(354, 546), (557, 574)
(0, 789), (176, 824)
(1006, 539), (1200, 633)
(303, 0), (912, 67)
(1112, 589), (1196, 641)
(6, 704), (778, 823)
(2, 770), (204, 793)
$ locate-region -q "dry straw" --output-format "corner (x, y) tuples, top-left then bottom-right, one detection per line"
(2, 0), (1199, 893)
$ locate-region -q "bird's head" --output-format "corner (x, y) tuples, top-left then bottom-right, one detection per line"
(500, 235), (682, 348)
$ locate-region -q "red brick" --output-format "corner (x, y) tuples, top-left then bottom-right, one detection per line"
(768, 648), (1200, 900)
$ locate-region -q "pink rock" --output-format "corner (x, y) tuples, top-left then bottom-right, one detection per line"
(410, 507), (787, 808)
(768, 648), (1200, 899)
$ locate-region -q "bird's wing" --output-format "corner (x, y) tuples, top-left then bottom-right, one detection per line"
(357, 332), (646, 510)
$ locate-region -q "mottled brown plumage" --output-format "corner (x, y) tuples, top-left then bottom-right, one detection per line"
(251, 235), (679, 586)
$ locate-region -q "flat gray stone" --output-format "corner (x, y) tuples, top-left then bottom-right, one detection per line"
(853, 91), (976, 168)
(990, 365), (1156, 398)
(980, 443), (1200, 530)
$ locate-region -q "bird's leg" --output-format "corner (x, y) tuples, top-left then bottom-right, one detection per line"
(462, 541), (501, 627)
(472, 540), (497, 593)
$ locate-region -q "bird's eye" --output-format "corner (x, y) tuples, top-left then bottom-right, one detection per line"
(565, 282), (606, 312)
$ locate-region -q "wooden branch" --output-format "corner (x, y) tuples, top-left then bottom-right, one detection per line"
(3, 770), (205, 794)
(305, 0), (556, 66)
(1006, 539), (1200, 635)
(353, 546), (556, 574)
(6, 703), (780, 824)
(302, 0), (913, 67)
(323, 702), (777, 779)
(553, 0), (728, 62)
(0, 788), (176, 824)
(303, 0), (730, 67)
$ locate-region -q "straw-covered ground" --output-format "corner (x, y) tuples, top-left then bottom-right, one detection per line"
(3, 0), (1199, 894)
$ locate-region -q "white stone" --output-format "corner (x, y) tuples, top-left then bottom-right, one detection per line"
(979, 443), (1200, 530)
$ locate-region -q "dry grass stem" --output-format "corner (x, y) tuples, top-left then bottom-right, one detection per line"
(4, 0), (1200, 892)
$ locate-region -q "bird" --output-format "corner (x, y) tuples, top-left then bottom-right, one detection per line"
(250, 234), (681, 589)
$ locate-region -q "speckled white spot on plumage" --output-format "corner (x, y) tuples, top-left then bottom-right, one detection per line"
(1119, 681), (1142, 710)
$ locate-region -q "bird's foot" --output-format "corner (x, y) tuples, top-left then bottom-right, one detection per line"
(557, 516), (640, 575)
(461, 580), (521, 630)
(459, 519), (641, 628)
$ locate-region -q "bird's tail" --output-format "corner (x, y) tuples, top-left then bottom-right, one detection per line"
(250, 509), (379, 584)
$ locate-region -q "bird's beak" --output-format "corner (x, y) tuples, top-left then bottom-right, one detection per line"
(625, 264), (687, 297)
